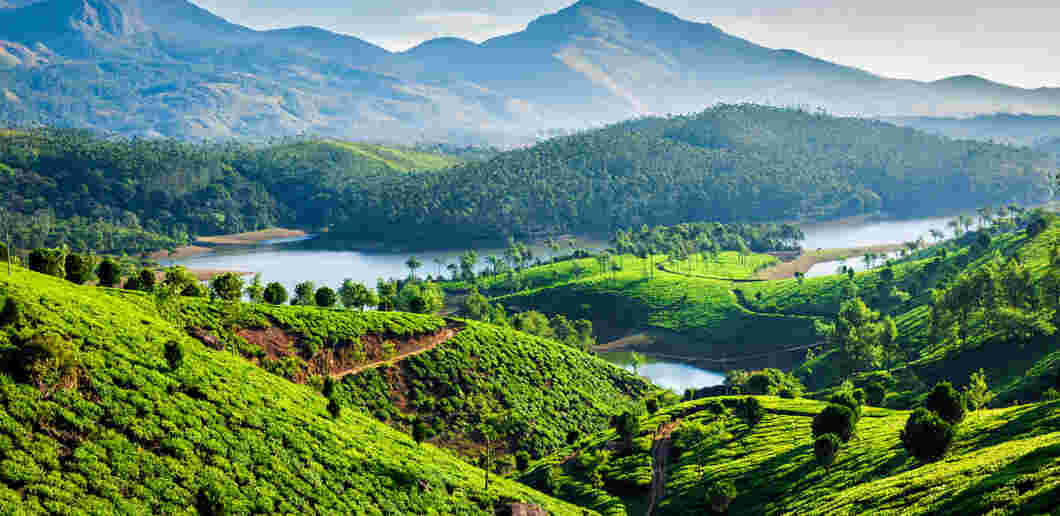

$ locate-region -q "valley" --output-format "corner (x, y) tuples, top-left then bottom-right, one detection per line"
(1, 1), (1059, 514)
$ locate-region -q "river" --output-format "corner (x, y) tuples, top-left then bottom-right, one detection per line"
(166, 212), (973, 391)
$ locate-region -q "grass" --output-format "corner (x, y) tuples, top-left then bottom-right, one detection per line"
(522, 395), (1060, 516)
(664, 251), (777, 280)
(0, 266), (598, 514)
(321, 140), (463, 172)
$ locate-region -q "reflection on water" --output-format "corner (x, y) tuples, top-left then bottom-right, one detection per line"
(598, 351), (725, 393)
(800, 214), (968, 250)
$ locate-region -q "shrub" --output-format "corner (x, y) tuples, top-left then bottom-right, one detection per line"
(0, 297), (18, 327)
(925, 382), (966, 424)
(27, 248), (65, 278)
(901, 408), (955, 462)
(566, 429), (580, 445)
(812, 404), (857, 442)
(326, 398), (342, 419)
(705, 480), (737, 513)
(741, 397), (764, 427)
(20, 333), (80, 394)
(1043, 388), (1060, 402)
(515, 451), (530, 471)
(412, 419), (429, 444)
(263, 282), (288, 305)
(293, 281), (316, 306)
(645, 397), (659, 414)
(210, 273), (245, 302)
(614, 411), (639, 449)
(122, 275), (141, 291)
(97, 258), (120, 287)
(64, 253), (94, 285)
(164, 340), (184, 371)
(315, 286), (337, 308)
(745, 368), (803, 396)
(137, 269), (156, 292)
(322, 377), (336, 398)
(829, 391), (862, 422)
(864, 382), (887, 406)
(814, 433), (841, 468)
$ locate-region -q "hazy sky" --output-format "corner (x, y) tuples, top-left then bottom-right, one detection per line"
(189, 0), (1059, 88)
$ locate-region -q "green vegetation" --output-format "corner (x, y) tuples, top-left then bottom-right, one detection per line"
(0, 265), (593, 514)
(521, 395), (1060, 515)
(0, 129), (463, 256)
(337, 320), (652, 462)
(338, 105), (1054, 246)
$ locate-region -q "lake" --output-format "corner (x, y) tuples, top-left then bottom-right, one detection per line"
(597, 351), (725, 393)
(167, 212), (972, 293)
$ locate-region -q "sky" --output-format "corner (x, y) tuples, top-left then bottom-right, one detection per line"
(189, 0), (1059, 89)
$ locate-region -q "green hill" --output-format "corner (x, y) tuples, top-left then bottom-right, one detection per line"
(0, 266), (601, 514)
(0, 129), (463, 256)
(337, 104), (1055, 246)
(519, 395), (1060, 515)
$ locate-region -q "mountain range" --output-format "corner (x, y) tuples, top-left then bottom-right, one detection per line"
(1, 0), (1058, 143)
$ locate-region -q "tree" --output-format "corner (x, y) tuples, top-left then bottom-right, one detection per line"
(614, 411), (639, 450)
(405, 256), (422, 280)
(165, 340), (184, 370)
(339, 279), (373, 310)
(926, 382), (966, 425)
(812, 404), (856, 442)
(327, 398), (342, 419)
(814, 433), (841, 468)
(137, 269), (156, 292)
(97, 258), (120, 287)
(210, 273), (245, 302)
(412, 419), (429, 444)
(64, 253), (94, 285)
(964, 369), (992, 416)
(901, 408), (955, 462)
(705, 480), (737, 513)
(28, 248), (65, 278)
(742, 397), (764, 428)
(0, 297), (19, 327)
(245, 273), (265, 303)
(832, 297), (885, 373)
(292, 281), (316, 306)
(394, 282), (444, 314)
(315, 286), (337, 308)
(865, 382), (887, 407)
(459, 250), (478, 281)
(263, 282), (288, 305)
(462, 287), (491, 320)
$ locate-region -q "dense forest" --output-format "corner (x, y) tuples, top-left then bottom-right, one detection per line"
(1, 105), (1054, 255)
(339, 105), (1054, 245)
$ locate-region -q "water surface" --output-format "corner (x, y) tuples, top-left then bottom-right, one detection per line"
(598, 351), (725, 393)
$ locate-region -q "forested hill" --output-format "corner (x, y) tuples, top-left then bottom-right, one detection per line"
(336, 105), (1055, 246)
(0, 129), (464, 254)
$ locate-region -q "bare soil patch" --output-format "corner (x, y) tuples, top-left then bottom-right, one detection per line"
(756, 243), (907, 280)
(195, 228), (307, 245)
(148, 245), (212, 261)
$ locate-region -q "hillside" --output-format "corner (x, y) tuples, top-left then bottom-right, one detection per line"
(886, 114), (1060, 146)
(0, 129), (463, 255)
(0, 265), (607, 514)
(473, 210), (1060, 402)
(519, 395), (1060, 515)
(339, 104), (1055, 247)
(2, 0), (1060, 142)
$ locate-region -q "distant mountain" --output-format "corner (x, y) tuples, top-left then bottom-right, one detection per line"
(1, 0), (1059, 142)
(885, 114), (1060, 146)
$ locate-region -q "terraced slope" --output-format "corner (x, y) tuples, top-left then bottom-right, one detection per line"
(0, 266), (595, 514)
(521, 396), (1060, 516)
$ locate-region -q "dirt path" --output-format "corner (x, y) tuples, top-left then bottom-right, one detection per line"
(331, 327), (459, 379)
(646, 419), (682, 516)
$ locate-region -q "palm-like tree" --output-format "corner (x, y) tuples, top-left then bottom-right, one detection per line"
(405, 256), (422, 281)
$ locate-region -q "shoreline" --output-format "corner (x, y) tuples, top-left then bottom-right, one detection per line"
(151, 228), (309, 262)
(756, 243), (908, 280)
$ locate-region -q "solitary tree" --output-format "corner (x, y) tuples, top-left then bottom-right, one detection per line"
(137, 269), (156, 292)
(210, 272), (244, 302)
(315, 286), (337, 308)
(901, 408), (955, 462)
(925, 382), (966, 425)
(405, 256), (422, 280)
(814, 433), (842, 468)
(964, 369), (992, 417)
(263, 282), (288, 305)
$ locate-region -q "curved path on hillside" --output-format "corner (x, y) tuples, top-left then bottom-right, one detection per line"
(331, 327), (460, 379)
(646, 419), (682, 516)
